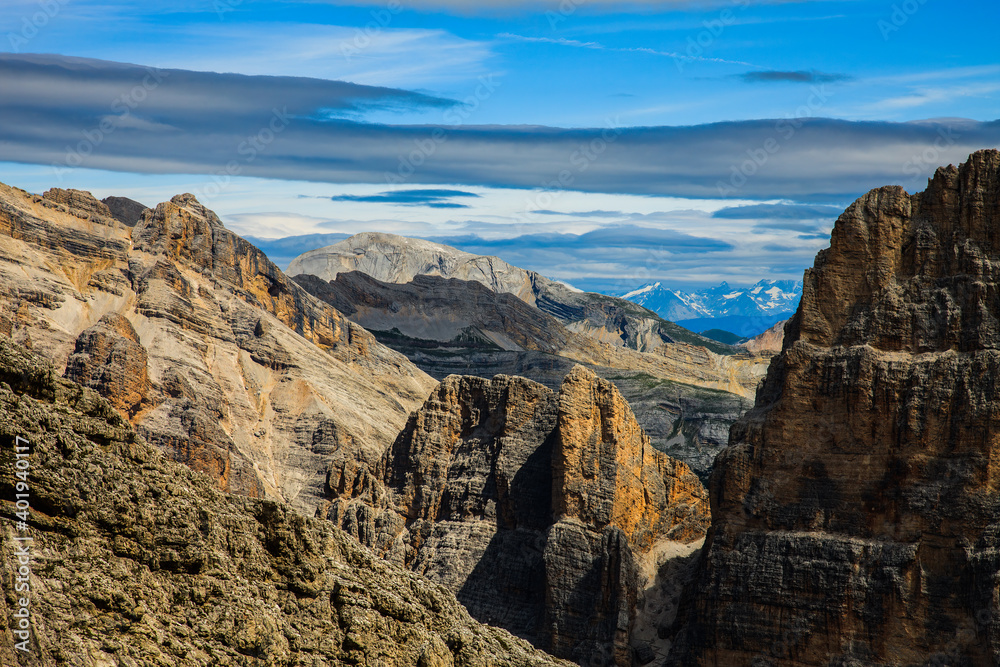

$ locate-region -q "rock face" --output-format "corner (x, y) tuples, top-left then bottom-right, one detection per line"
(0, 333), (572, 667)
(101, 195), (149, 226)
(63, 313), (150, 417)
(0, 182), (435, 513)
(287, 232), (740, 357)
(740, 318), (787, 355)
(325, 366), (709, 665)
(669, 150), (1000, 665)
(296, 270), (759, 480)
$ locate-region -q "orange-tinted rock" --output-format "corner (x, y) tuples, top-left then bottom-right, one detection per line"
(0, 182), (434, 513)
(327, 366), (708, 665)
(63, 313), (150, 417)
(669, 150), (1000, 665)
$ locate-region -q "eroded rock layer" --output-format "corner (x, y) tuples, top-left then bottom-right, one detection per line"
(669, 150), (1000, 665)
(325, 366), (709, 665)
(296, 270), (757, 480)
(0, 334), (572, 667)
(0, 183), (434, 513)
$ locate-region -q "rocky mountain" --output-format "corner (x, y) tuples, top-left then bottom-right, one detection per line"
(0, 183), (435, 514)
(0, 332), (572, 666)
(622, 279), (802, 337)
(739, 318), (787, 355)
(287, 232), (736, 356)
(101, 195), (149, 227)
(668, 150), (1000, 664)
(322, 366), (709, 666)
(294, 270), (759, 480)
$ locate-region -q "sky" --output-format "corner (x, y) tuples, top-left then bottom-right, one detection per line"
(0, 0), (998, 292)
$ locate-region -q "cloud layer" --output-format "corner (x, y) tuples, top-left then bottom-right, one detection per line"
(2, 54), (999, 203)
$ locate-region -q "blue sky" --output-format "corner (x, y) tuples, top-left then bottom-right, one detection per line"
(1, 0), (998, 291)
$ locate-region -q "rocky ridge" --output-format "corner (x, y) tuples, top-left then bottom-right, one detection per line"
(0, 332), (572, 666)
(0, 183), (435, 513)
(669, 149), (1000, 664)
(323, 366), (709, 666)
(287, 232), (742, 357)
(296, 270), (758, 479)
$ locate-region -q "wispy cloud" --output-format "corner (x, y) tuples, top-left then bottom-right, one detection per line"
(498, 33), (760, 68)
(712, 203), (844, 219)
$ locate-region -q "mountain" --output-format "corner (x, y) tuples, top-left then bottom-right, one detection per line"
(620, 283), (709, 321)
(739, 318), (788, 355)
(621, 279), (802, 337)
(0, 184), (435, 514)
(322, 366), (709, 665)
(0, 332), (572, 667)
(292, 267), (767, 480)
(287, 231), (740, 356)
(668, 150), (1000, 664)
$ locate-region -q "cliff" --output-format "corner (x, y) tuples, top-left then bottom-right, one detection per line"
(669, 150), (1000, 665)
(324, 366), (709, 665)
(296, 270), (758, 480)
(0, 333), (571, 666)
(0, 183), (435, 513)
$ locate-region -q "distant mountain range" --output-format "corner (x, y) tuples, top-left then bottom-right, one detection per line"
(618, 279), (802, 337)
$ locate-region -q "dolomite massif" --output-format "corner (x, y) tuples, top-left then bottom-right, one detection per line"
(295, 270), (754, 480)
(0, 333), (573, 667)
(287, 233), (769, 398)
(0, 183), (435, 513)
(669, 149), (1000, 664)
(323, 366), (709, 665)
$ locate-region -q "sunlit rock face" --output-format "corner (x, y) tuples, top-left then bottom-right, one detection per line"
(669, 150), (1000, 665)
(0, 183), (435, 512)
(325, 365), (709, 666)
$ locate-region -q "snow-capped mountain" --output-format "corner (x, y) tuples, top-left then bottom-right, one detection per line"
(621, 282), (711, 321)
(619, 279), (803, 337)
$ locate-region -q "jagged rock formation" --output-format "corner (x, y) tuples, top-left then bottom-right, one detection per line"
(324, 366), (709, 665)
(0, 333), (572, 667)
(0, 182), (435, 513)
(740, 318), (787, 355)
(287, 232), (740, 357)
(63, 313), (150, 417)
(669, 150), (1000, 665)
(296, 271), (758, 479)
(101, 195), (149, 226)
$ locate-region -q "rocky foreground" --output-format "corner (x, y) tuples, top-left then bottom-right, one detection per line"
(0, 333), (572, 666)
(669, 150), (1000, 664)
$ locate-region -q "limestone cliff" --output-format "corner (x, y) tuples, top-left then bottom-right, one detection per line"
(0, 183), (435, 513)
(669, 150), (1000, 665)
(296, 270), (758, 480)
(325, 366), (709, 665)
(0, 333), (572, 666)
